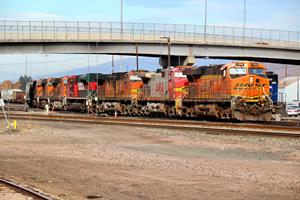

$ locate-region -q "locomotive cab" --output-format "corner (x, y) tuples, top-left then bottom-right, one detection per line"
(169, 66), (190, 99)
(128, 71), (144, 100)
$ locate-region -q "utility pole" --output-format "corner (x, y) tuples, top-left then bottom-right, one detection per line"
(87, 49), (90, 115)
(96, 52), (99, 116)
(25, 54), (28, 77)
(284, 65), (288, 102)
(136, 44), (139, 71)
(160, 36), (171, 69)
(297, 75), (299, 101)
(204, 0), (207, 43)
(120, 0), (124, 72)
(112, 55), (115, 74)
(243, 0), (246, 39)
(120, 0), (123, 38)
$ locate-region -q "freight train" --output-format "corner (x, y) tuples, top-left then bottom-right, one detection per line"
(26, 61), (275, 121)
(1, 89), (25, 103)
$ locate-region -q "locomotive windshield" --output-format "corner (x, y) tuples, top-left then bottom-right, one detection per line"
(174, 72), (187, 78)
(130, 75), (142, 82)
(229, 67), (246, 79)
(249, 68), (266, 77)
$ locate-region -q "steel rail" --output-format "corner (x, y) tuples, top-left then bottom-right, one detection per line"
(0, 178), (54, 200)
(1, 113), (300, 138)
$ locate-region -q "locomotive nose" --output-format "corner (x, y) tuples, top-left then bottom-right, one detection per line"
(249, 76), (261, 84)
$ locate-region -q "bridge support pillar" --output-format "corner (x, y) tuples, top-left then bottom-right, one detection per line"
(159, 55), (195, 68)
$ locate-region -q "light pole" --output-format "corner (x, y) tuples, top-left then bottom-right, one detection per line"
(204, 0), (207, 43)
(160, 36), (171, 69)
(120, 0), (124, 71)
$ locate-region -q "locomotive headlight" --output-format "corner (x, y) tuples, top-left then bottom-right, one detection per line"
(262, 95), (266, 99)
(249, 76), (254, 83)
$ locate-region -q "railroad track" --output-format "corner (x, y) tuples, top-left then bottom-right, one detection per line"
(3, 103), (28, 112)
(0, 178), (54, 200)
(1, 112), (300, 138)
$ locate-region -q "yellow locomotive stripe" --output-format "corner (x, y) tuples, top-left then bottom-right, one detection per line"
(174, 86), (188, 93)
(231, 94), (268, 100)
(198, 75), (223, 80)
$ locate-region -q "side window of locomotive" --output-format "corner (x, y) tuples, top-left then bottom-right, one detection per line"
(129, 75), (142, 82)
(248, 68), (267, 78)
(229, 68), (247, 79)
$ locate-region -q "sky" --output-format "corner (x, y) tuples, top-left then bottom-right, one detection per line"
(0, 0), (299, 81)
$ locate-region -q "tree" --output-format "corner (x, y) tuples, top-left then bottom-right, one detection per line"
(1, 80), (13, 90)
(18, 75), (32, 91)
(13, 81), (22, 89)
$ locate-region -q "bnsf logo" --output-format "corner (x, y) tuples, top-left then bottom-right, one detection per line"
(234, 83), (266, 88)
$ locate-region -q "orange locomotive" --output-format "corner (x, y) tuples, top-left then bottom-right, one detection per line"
(96, 71), (144, 114)
(183, 61), (273, 121)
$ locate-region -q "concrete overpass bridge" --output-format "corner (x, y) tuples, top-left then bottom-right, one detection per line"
(0, 20), (300, 67)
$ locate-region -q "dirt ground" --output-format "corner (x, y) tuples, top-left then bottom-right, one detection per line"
(0, 119), (299, 200)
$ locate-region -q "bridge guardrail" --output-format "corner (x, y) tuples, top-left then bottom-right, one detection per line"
(0, 20), (299, 50)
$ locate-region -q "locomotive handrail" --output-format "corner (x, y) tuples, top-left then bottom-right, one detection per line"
(262, 86), (273, 109)
(0, 20), (299, 50)
(231, 87), (245, 110)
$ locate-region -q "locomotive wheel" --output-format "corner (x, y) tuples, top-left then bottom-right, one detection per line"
(124, 108), (129, 116)
(167, 107), (172, 117)
(132, 107), (138, 116)
(125, 105), (132, 116)
(137, 105), (143, 115)
(163, 106), (169, 117)
(168, 107), (176, 117)
(191, 107), (197, 118)
(121, 105), (127, 115)
(185, 107), (193, 118)
(40, 101), (46, 109)
(182, 107), (189, 117)
(129, 106), (135, 116)
(142, 106), (150, 116)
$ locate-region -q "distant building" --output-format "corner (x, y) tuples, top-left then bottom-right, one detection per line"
(279, 76), (300, 104)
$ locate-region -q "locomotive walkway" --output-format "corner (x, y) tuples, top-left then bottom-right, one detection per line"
(0, 20), (300, 65)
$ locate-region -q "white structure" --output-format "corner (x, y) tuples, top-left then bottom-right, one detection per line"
(0, 89), (23, 102)
(279, 76), (300, 103)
